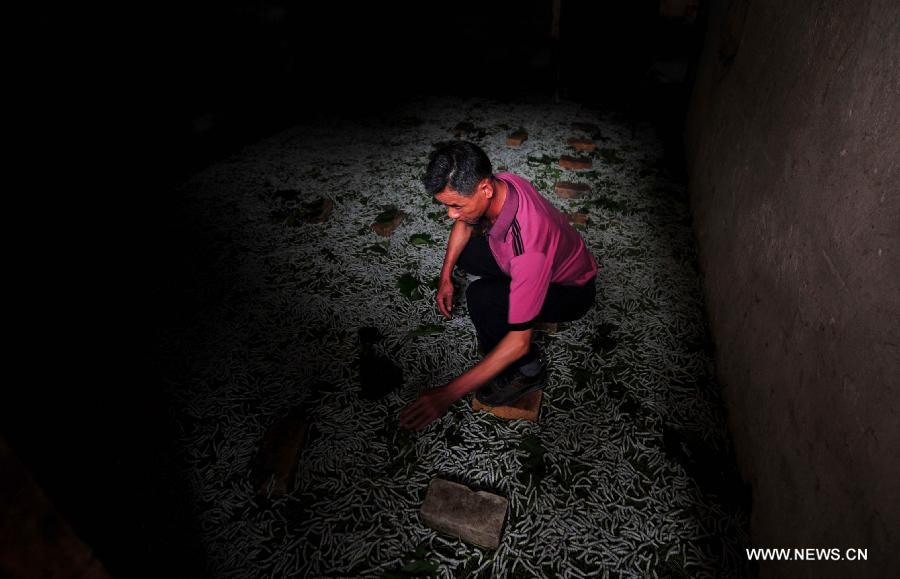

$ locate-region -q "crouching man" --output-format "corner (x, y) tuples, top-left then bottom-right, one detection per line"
(400, 141), (598, 430)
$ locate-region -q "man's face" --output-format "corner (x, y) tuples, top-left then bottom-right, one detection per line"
(434, 181), (491, 225)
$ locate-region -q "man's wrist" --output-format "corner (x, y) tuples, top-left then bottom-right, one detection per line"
(444, 380), (466, 399)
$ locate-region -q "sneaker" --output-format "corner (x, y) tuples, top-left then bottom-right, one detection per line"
(475, 359), (547, 406)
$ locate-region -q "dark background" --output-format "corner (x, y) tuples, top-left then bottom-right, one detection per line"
(159, 0), (697, 181)
(7, 2), (706, 577)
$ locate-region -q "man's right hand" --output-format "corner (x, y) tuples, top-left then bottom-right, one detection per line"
(436, 277), (454, 319)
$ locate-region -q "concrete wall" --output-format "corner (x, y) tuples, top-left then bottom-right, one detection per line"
(685, 0), (899, 576)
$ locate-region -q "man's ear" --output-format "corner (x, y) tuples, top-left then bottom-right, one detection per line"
(480, 177), (494, 198)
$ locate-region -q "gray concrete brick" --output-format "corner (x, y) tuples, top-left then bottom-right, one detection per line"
(420, 479), (507, 549)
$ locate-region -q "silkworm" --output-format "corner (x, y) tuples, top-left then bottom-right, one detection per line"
(164, 98), (750, 579)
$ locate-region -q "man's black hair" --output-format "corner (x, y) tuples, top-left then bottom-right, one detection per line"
(422, 141), (493, 197)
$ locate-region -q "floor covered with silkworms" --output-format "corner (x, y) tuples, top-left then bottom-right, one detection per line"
(156, 96), (752, 578)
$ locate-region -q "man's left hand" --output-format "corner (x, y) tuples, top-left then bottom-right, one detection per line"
(400, 386), (457, 430)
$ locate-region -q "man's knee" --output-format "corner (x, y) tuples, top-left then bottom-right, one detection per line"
(465, 278), (506, 315)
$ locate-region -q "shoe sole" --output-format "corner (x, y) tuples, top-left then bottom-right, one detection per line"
(475, 377), (544, 407)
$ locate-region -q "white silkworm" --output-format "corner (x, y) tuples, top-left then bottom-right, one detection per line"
(163, 97), (750, 579)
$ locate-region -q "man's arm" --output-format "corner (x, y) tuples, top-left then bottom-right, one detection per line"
(399, 329), (532, 430)
(436, 220), (474, 318)
(445, 329), (532, 399)
(441, 219), (474, 279)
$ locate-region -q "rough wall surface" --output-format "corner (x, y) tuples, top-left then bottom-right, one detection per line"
(685, 0), (899, 576)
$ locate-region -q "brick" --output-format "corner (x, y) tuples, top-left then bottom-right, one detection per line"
(472, 389), (542, 422)
(554, 181), (590, 199)
(506, 130), (528, 146)
(453, 121), (475, 137)
(571, 122), (600, 134)
(251, 406), (307, 496)
(0, 436), (115, 579)
(420, 479), (508, 549)
(304, 198), (333, 223)
(271, 199), (332, 226)
(568, 212), (589, 225)
(371, 211), (405, 236)
(559, 155), (592, 170)
(568, 137), (596, 152)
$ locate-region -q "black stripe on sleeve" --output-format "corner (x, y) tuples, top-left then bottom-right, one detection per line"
(511, 219), (524, 256)
(508, 319), (535, 331)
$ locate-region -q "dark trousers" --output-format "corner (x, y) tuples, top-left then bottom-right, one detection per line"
(457, 235), (596, 371)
